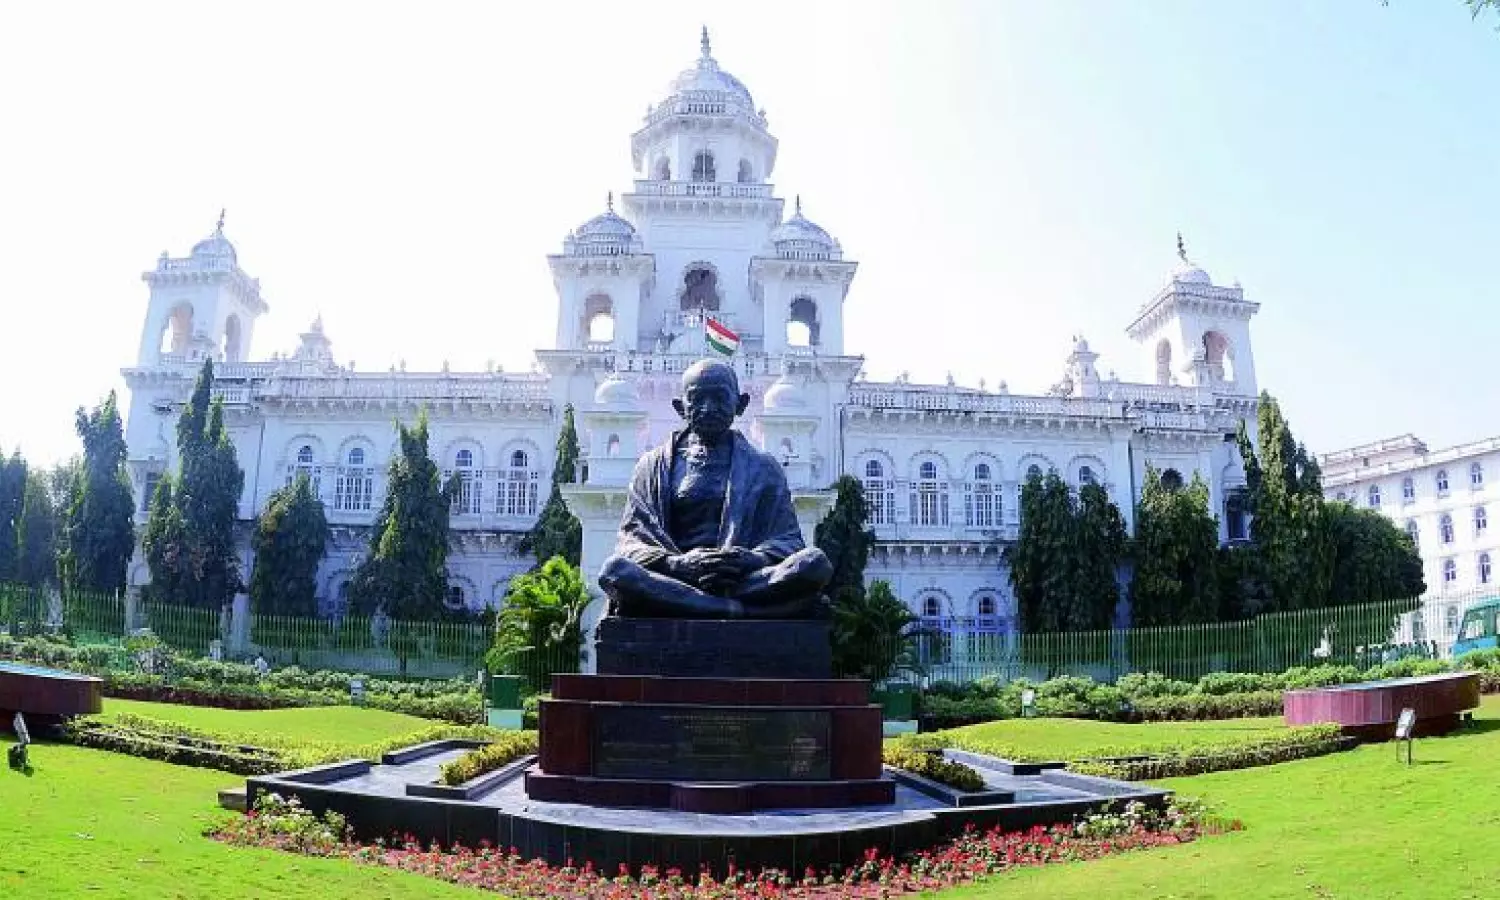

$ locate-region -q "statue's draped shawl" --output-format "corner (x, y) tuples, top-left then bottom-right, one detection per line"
(614, 430), (805, 568)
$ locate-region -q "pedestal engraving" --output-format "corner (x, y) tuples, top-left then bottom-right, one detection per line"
(593, 705), (832, 781)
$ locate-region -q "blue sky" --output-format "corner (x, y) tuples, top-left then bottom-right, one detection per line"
(0, 1), (1495, 465)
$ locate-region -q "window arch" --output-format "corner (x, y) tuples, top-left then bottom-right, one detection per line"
(1160, 468), (1185, 492)
(977, 595), (997, 617)
(451, 448), (481, 515)
(862, 457), (895, 526)
(966, 461), (998, 528)
(920, 594), (944, 620)
(653, 156), (671, 181)
(1079, 465), (1096, 487)
(786, 296), (820, 348)
(1202, 330), (1234, 382)
(1472, 462), (1485, 488)
(501, 447), (539, 518)
(160, 304), (194, 357)
(691, 150), (716, 183)
(290, 444), (321, 497)
(911, 459), (948, 527)
(1443, 558), (1458, 584)
(222, 314), (243, 363)
(606, 434), (621, 457)
(1367, 484), (1382, 508)
(297, 445), (315, 465)
(1476, 506), (1489, 535)
(1440, 513), (1455, 544)
(1335, 491), (1347, 502)
(1026, 464), (1044, 481)
(1482, 552), (1493, 586)
(680, 265), (720, 311)
(1154, 339), (1172, 386)
(583, 293), (615, 345)
(1402, 477), (1415, 503)
(1437, 470), (1450, 495)
(445, 584), (467, 610)
(736, 159), (753, 183)
(1405, 519), (1420, 548)
(335, 444), (374, 512)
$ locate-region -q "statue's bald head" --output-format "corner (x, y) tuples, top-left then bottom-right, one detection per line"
(674, 358), (750, 439)
(681, 358), (740, 396)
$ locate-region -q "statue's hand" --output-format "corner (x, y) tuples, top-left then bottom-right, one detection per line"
(664, 549), (721, 588)
(704, 548), (766, 577)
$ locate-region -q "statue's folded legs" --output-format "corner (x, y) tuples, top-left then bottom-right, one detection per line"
(600, 548), (831, 619)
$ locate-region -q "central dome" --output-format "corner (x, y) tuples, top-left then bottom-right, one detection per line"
(660, 28), (756, 115)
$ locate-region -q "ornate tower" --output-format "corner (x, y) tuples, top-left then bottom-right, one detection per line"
(1126, 236), (1260, 393)
(549, 194), (654, 352)
(134, 213), (268, 367)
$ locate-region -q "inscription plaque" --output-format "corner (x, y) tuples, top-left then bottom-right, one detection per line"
(593, 705), (832, 781)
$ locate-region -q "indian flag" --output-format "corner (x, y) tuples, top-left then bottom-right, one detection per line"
(704, 316), (740, 356)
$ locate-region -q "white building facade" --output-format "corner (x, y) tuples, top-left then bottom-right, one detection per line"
(121, 32), (1263, 636)
(1321, 435), (1500, 651)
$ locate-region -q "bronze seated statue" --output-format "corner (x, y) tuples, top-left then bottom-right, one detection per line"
(599, 359), (832, 619)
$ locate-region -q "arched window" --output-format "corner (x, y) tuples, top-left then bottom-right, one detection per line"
(1026, 464), (1043, 481)
(966, 463), (997, 528)
(737, 159), (753, 183)
(654, 156), (671, 181)
(290, 444), (320, 496)
(1154, 339), (1172, 386)
(297, 445), (315, 465)
(451, 449), (480, 515)
(1476, 506), (1489, 535)
(222, 315), (243, 363)
(691, 150), (716, 183)
(1079, 465), (1096, 487)
(445, 584), (466, 610)
(1160, 468), (1185, 492)
(160, 304), (194, 357)
(1405, 520), (1419, 548)
(583, 294), (614, 345)
(921, 595), (943, 619)
(1367, 484), (1382, 508)
(786, 297), (819, 348)
(1402, 477), (1415, 503)
(1335, 492), (1347, 502)
(680, 266), (720, 311)
(501, 449), (539, 518)
(1202, 331), (1234, 382)
(336, 446), (374, 512)
(1443, 558), (1458, 584)
(140, 471), (162, 514)
(1440, 513), (1455, 544)
(1471, 462), (1485, 488)
(1437, 470), (1450, 495)
(912, 460), (948, 527)
(863, 459), (894, 525)
(606, 434), (621, 457)
(1482, 553), (1493, 586)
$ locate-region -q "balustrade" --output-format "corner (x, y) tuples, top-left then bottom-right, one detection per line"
(631, 180), (773, 199)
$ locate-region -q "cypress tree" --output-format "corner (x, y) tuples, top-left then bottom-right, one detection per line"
(1007, 469), (1078, 633)
(59, 392), (135, 595)
(348, 410), (453, 620)
(815, 475), (876, 609)
(0, 450), (25, 583)
(1071, 481), (1128, 630)
(142, 476), (187, 604)
(521, 404), (582, 568)
(249, 474), (329, 617)
(1130, 467), (1221, 626)
(16, 470), (57, 588)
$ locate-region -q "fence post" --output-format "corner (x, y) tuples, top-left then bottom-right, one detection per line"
(123, 587), (141, 634)
(230, 593), (251, 657)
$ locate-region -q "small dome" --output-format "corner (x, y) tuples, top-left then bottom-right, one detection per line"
(663, 28), (756, 113)
(564, 194), (642, 257)
(1072, 336), (1092, 354)
(594, 372), (640, 408)
(191, 212), (237, 264)
(1167, 232), (1210, 285)
(762, 374), (807, 411)
(770, 197), (840, 260)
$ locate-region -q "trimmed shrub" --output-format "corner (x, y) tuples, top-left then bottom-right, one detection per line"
(1132, 690), (1285, 722)
(1069, 725), (1351, 781)
(882, 745), (986, 792)
(437, 732), (540, 785)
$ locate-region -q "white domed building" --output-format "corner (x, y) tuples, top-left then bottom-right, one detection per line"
(120, 32), (1264, 651)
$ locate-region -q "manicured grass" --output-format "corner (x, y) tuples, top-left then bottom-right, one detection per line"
(96, 698), (435, 745)
(955, 695), (1500, 900)
(0, 743), (480, 899)
(934, 713), (1290, 760)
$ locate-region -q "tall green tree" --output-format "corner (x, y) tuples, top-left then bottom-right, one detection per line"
(16, 470), (57, 587)
(0, 450), (27, 583)
(1072, 482), (1129, 630)
(487, 556), (588, 692)
(59, 392), (135, 595)
(145, 360), (245, 608)
(248, 474), (329, 617)
(1234, 391), (1334, 614)
(520, 404), (582, 568)
(1130, 468), (1221, 626)
(348, 411), (454, 619)
(1325, 503), (1425, 606)
(830, 579), (920, 682)
(815, 474), (876, 609)
(1007, 469), (1077, 633)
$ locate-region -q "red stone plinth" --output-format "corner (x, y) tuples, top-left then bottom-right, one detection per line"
(1284, 672), (1479, 739)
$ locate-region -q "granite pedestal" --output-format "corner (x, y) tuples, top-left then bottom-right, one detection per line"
(526, 618), (894, 813)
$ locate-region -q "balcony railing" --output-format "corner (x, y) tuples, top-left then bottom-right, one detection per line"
(850, 386), (1122, 419)
(631, 180), (774, 200)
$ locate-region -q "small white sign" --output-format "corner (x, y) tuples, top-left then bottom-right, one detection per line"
(1395, 707), (1417, 740)
(208, 640), (223, 662)
(350, 677), (365, 704)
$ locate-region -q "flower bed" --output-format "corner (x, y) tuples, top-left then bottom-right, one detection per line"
(214, 792), (1233, 897)
(1067, 725), (1351, 781)
(437, 732), (540, 786)
(880, 745), (985, 792)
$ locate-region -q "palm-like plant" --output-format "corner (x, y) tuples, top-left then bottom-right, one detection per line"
(831, 580), (927, 683)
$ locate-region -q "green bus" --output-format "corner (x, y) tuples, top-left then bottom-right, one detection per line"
(1451, 597), (1500, 658)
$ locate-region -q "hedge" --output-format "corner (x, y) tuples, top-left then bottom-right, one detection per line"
(437, 733), (540, 786)
(881, 745), (986, 792)
(1068, 725), (1353, 781)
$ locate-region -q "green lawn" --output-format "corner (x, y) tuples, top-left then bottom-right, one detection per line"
(6, 698), (1499, 898)
(96, 698), (435, 745)
(934, 714), (1291, 760)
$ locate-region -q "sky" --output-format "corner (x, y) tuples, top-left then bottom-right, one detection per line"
(1, 1), (1496, 466)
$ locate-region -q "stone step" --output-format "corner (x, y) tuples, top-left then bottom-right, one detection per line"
(551, 673), (869, 706)
(217, 787), (247, 812)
